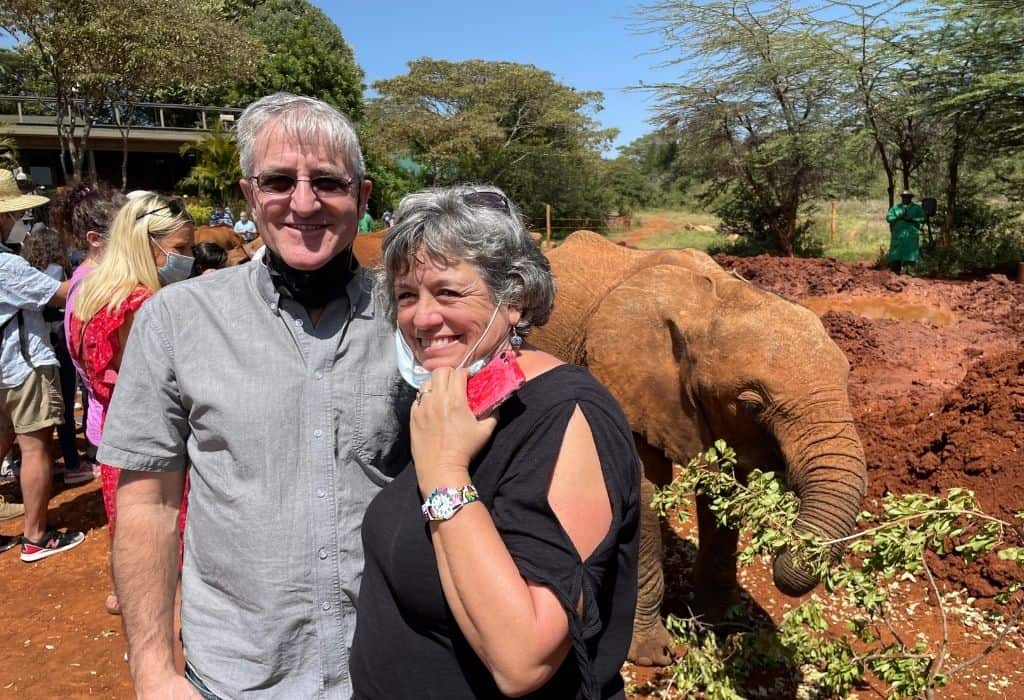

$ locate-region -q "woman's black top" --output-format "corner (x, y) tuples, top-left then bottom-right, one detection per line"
(351, 364), (640, 699)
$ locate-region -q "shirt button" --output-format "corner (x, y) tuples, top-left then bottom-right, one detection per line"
(294, 318), (303, 327)
(316, 487), (326, 498)
(314, 371), (323, 380)
(318, 547), (328, 560)
(321, 601), (331, 611)
(313, 429), (323, 438)
(269, 302), (277, 312)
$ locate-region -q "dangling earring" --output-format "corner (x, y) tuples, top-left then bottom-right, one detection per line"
(510, 326), (523, 349)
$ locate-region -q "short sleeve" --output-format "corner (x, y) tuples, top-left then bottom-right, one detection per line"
(490, 397), (639, 700)
(96, 296), (189, 471)
(0, 255), (60, 310)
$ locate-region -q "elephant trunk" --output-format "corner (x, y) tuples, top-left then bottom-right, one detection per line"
(771, 404), (868, 597)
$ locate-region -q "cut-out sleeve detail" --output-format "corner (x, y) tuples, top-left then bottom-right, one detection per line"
(489, 388), (640, 699)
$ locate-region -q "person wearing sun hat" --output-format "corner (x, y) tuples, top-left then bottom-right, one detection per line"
(0, 168), (86, 560)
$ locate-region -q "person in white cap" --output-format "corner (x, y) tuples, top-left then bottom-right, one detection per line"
(0, 169), (86, 559)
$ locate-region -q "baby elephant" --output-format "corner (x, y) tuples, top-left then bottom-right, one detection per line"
(530, 232), (867, 666)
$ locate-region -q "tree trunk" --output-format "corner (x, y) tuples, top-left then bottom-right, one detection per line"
(943, 152), (960, 249)
(776, 200), (798, 257)
(121, 129), (130, 192)
(864, 105), (895, 208)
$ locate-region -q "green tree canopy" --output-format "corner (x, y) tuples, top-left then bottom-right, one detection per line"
(217, 0), (364, 117)
(368, 58), (616, 225)
(179, 118), (243, 206)
(909, 0), (1024, 243)
(637, 0), (850, 255)
(0, 0), (260, 184)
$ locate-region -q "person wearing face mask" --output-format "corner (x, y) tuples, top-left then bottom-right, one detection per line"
(351, 185), (641, 700)
(50, 183), (128, 488)
(68, 193), (194, 616)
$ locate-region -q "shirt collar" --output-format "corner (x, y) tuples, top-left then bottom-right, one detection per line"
(251, 249), (369, 315)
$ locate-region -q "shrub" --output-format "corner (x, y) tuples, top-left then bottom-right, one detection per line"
(185, 203), (214, 227)
(708, 185), (823, 257)
(917, 199), (1024, 277)
(644, 441), (1024, 699)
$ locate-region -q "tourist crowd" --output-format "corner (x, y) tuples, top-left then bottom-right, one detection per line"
(0, 92), (641, 700)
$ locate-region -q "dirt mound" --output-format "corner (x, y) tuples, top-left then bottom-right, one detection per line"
(862, 349), (1024, 595)
(713, 254), (894, 299)
(820, 310), (888, 367)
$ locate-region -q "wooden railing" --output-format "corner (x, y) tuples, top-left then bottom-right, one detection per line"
(0, 95), (242, 131)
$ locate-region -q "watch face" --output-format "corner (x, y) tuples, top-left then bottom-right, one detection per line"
(430, 493), (455, 520)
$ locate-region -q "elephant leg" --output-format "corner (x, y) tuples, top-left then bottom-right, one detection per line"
(629, 477), (673, 666)
(628, 437), (673, 666)
(693, 492), (741, 621)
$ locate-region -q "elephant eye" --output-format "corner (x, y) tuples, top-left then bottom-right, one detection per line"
(737, 390), (765, 415)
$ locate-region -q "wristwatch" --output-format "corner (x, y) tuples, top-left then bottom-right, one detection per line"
(421, 484), (480, 522)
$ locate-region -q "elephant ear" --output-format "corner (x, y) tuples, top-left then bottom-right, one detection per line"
(585, 264), (713, 466)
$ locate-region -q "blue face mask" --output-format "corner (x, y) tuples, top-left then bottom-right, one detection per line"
(394, 304), (502, 389)
(151, 236), (194, 285)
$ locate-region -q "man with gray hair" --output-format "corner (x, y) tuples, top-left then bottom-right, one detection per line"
(100, 93), (410, 698)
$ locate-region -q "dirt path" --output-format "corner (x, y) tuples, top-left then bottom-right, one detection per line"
(608, 211), (710, 248)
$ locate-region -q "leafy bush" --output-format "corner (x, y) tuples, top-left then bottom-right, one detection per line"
(917, 199), (1024, 277)
(185, 203), (214, 227)
(644, 441), (1024, 700)
(708, 185), (823, 257)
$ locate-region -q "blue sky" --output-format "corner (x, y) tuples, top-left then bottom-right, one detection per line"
(317, 0), (678, 156)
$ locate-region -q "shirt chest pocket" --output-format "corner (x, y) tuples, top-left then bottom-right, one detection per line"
(347, 373), (414, 486)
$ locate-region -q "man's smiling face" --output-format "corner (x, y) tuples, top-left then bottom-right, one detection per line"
(241, 124), (372, 271)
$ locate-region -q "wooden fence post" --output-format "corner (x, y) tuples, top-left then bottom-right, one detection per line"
(830, 201), (837, 243)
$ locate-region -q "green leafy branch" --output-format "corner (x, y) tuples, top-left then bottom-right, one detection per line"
(647, 440), (1024, 699)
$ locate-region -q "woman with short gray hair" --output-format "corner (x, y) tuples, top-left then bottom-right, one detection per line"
(353, 184), (640, 699)
(375, 185), (554, 335)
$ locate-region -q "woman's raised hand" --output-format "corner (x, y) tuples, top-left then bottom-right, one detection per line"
(411, 367), (498, 492)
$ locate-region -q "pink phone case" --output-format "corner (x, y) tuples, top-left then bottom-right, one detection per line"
(466, 351), (526, 417)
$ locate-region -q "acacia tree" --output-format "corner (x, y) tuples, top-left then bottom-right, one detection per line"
(104, 0), (260, 190)
(911, 0), (1024, 245)
(825, 0), (933, 207)
(0, 0), (108, 182)
(637, 0), (846, 255)
(0, 0), (259, 185)
(368, 58), (615, 224)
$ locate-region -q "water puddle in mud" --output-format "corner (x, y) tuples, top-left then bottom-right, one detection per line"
(801, 295), (958, 326)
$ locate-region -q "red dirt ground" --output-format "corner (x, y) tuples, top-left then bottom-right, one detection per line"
(1, 224), (1022, 698)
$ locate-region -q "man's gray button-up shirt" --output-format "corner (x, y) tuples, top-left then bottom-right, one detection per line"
(98, 260), (412, 699)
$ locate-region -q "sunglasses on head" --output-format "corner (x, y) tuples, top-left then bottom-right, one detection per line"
(135, 199), (192, 222)
(249, 173), (357, 198)
(462, 190), (511, 216)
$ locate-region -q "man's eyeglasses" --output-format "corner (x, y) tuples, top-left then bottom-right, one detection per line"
(135, 199), (192, 222)
(462, 190), (511, 216)
(248, 173), (357, 198)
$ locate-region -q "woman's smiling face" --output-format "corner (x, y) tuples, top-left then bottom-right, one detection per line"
(394, 253), (519, 372)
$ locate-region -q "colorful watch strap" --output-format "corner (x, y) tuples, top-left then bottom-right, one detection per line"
(421, 484), (480, 522)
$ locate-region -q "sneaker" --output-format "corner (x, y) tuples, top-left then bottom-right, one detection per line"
(64, 463), (98, 486)
(0, 534), (18, 553)
(21, 529), (86, 562)
(0, 496), (25, 521)
(0, 451), (19, 482)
